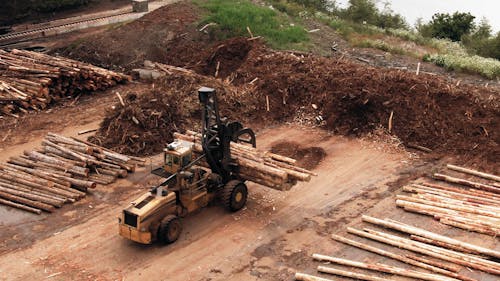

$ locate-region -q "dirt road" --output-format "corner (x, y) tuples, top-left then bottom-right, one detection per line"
(0, 126), (410, 280)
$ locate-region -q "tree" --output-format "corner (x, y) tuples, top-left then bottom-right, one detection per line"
(420, 12), (475, 41)
(344, 0), (378, 24)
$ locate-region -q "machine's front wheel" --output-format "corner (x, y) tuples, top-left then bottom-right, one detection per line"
(158, 215), (182, 244)
(221, 180), (248, 212)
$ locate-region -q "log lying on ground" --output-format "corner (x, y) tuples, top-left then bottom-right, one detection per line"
(330, 234), (472, 281)
(312, 254), (460, 281)
(0, 133), (142, 214)
(0, 49), (130, 117)
(347, 227), (500, 275)
(317, 266), (389, 281)
(0, 198), (41, 214)
(434, 173), (500, 194)
(401, 183), (500, 235)
(174, 131), (315, 190)
(295, 273), (333, 281)
(446, 164), (500, 182)
(362, 216), (500, 259)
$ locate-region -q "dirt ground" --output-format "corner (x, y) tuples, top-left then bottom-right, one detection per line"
(0, 125), (497, 281)
(0, 2), (498, 281)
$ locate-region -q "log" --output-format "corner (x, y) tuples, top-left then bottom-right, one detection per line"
(317, 266), (389, 281)
(295, 273), (333, 281)
(49, 174), (95, 191)
(347, 227), (500, 275)
(0, 198), (41, 214)
(396, 195), (500, 218)
(362, 215), (500, 259)
(312, 254), (460, 281)
(364, 228), (500, 270)
(330, 234), (472, 280)
(447, 164), (500, 182)
(0, 185), (64, 207)
(419, 183), (500, 201)
(397, 200), (500, 235)
(3, 163), (72, 188)
(405, 185), (500, 207)
(265, 152), (296, 165)
(408, 255), (462, 274)
(0, 191), (54, 212)
(0, 181), (70, 203)
(410, 235), (482, 256)
(434, 173), (500, 194)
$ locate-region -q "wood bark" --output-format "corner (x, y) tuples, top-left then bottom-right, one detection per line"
(0, 198), (41, 214)
(0, 191), (54, 212)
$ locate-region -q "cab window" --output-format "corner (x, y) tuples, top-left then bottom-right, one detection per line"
(182, 154), (191, 167)
(173, 156), (180, 165)
(165, 154), (173, 166)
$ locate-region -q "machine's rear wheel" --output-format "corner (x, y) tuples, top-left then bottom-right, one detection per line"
(221, 180), (248, 212)
(158, 215), (182, 244)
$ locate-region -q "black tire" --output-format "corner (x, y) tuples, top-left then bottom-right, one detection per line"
(221, 180), (248, 212)
(158, 215), (182, 244)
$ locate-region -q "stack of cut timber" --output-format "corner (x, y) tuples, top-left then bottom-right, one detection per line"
(0, 49), (130, 117)
(397, 164), (500, 236)
(0, 133), (144, 214)
(296, 216), (499, 281)
(173, 131), (316, 191)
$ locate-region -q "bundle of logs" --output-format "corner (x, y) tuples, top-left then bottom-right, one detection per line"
(295, 216), (500, 281)
(0, 49), (130, 117)
(397, 164), (500, 236)
(173, 130), (316, 191)
(0, 133), (144, 214)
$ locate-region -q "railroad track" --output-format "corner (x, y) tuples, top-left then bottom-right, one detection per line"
(0, 11), (140, 47)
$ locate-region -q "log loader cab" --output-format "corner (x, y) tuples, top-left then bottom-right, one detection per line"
(119, 87), (256, 245)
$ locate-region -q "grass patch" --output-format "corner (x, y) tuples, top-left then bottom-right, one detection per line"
(353, 39), (408, 56)
(195, 0), (309, 49)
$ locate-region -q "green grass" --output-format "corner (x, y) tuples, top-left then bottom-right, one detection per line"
(195, 0), (309, 49)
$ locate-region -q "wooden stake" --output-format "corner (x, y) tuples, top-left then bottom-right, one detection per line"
(266, 95), (270, 112)
(246, 26), (254, 38)
(115, 92), (125, 107)
(416, 62), (421, 75)
(388, 110), (394, 133)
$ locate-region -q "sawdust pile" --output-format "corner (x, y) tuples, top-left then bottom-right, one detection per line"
(89, 35), (498, 163)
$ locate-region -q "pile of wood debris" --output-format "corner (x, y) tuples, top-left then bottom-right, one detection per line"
(0, 133), (144, 214)
(0, 49), (130, 117)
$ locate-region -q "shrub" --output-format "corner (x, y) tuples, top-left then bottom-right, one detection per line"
(418, 12), (476, 41)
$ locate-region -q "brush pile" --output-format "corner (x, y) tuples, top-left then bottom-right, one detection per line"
(0, 49), (130, 117)
(398, 164), (500, 236)
(0, 133), (144, 214)
(174, 131), (316, 191)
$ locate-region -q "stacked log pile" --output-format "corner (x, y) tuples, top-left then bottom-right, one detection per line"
(397, 164), (500, 236)
(173, 130), (316, 191)
(0, 133), (144, 214)
(0, 49), (130, 117)
(295, 216), (500, 281)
